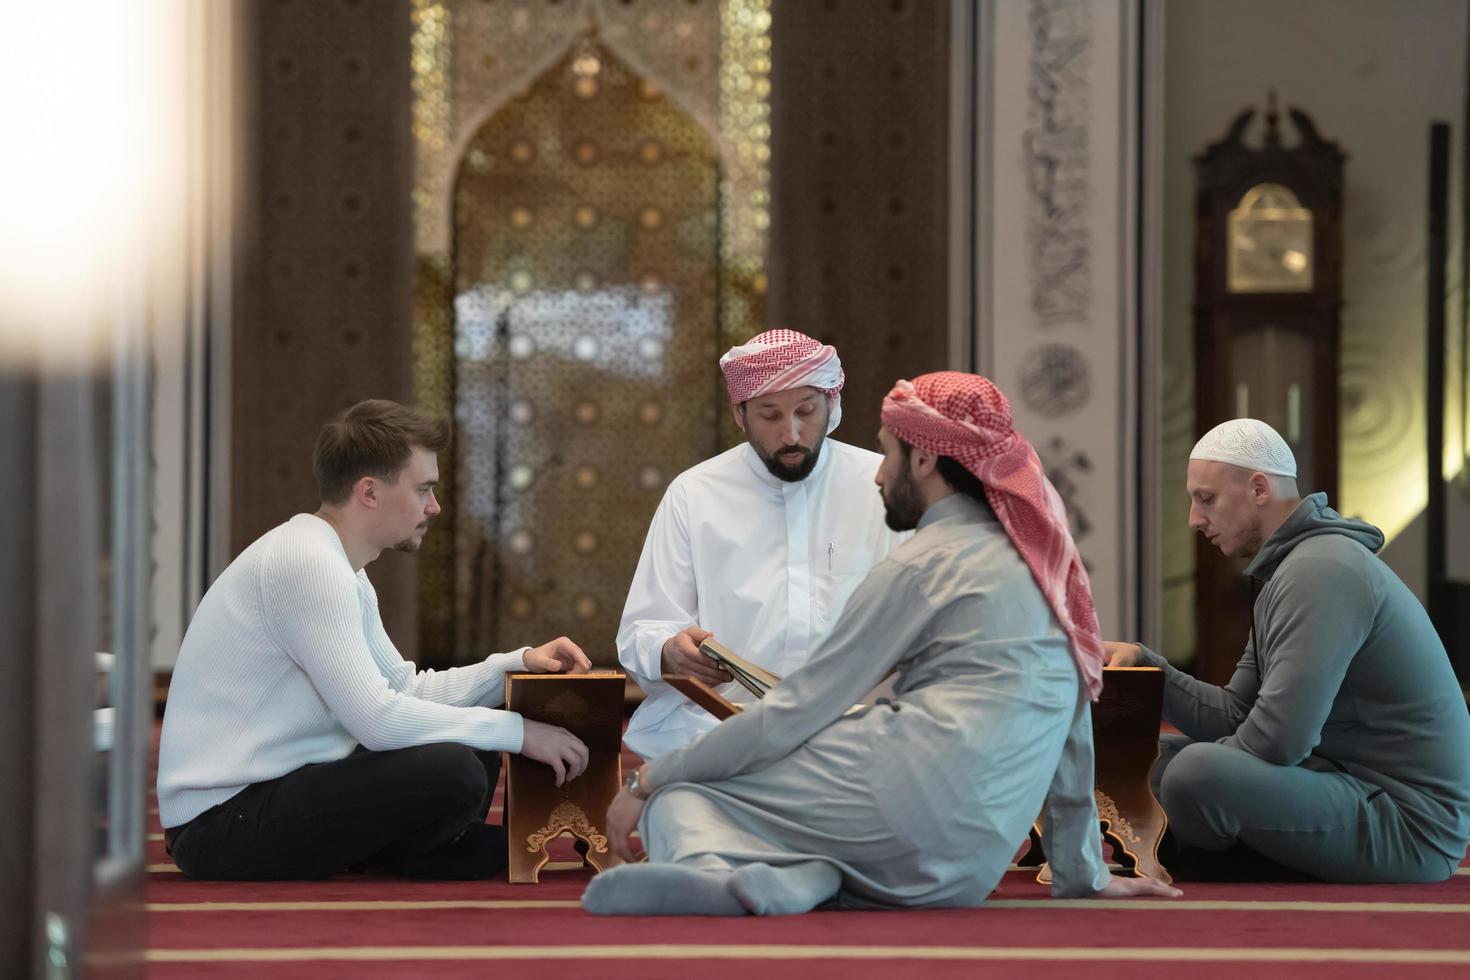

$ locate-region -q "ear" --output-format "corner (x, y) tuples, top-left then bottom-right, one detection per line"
(353, 475), (380, 510)
(1248, 471), (1272, 505)
(908, 445), (939, 481)
(729, 402), (746, 432)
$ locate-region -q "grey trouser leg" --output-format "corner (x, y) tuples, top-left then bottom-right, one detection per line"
(1155, 740), (1454, 883)
(640, 787), (842, 914)
(1149, 733), (1193, 800)
(641, 786), (738, 871)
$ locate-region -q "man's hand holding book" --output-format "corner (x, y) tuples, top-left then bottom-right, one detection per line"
(698, 638), (781, 699)
(660, 625), (732, 687)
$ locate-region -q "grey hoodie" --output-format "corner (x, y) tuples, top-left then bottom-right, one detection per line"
(1142, 492), (1470, 866)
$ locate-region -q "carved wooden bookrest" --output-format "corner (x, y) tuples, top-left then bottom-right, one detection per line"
(504, 671), (627, 883)
(663, 674), (742, 719)
(1020, 666), (1172, 884)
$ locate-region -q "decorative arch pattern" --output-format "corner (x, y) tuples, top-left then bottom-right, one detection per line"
(448, 40), (721, 659)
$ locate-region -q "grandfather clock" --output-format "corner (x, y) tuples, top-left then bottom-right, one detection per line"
(1193, 95), (1346, 684)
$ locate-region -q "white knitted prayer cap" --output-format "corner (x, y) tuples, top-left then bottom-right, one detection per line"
(1189, 418), (1297, 478)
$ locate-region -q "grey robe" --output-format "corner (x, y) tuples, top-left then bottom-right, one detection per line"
(641, 493), (1111, 908)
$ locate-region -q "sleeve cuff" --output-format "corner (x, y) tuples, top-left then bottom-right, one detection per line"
(629, 627), (679, 683)
(505, 646), (530, 673)
(1137, 644), (1169, 669)
(643, 751), (680, 790)
(504, 710), (526, 754)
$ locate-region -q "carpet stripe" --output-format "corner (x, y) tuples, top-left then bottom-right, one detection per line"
(143, 945), (1470, 964)
(149, 901), (583, 911)
(985, 899), (1470, 913)
(145, 863), (1469, 880)
(144, 899), (1470, 914)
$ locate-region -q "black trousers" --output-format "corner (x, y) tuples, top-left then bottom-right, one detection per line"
(165, 743), (507, 881)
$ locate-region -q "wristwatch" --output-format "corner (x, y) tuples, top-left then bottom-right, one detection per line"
(624, 764), (650, 800)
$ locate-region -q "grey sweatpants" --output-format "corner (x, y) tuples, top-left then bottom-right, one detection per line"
(1152, 735), (1457, 883)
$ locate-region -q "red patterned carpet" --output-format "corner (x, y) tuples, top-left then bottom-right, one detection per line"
(144, 740), (1470, 978)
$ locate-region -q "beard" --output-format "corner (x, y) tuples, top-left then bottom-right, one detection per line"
(391, 523), (430, 553)
(881, 470), (926, 531)
(1228, 525), (1265, 560)
(754, 435), (825, 483)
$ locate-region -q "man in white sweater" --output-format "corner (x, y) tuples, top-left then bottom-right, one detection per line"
(157, 399), (591, 880)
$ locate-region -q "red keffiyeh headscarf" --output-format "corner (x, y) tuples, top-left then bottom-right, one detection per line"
(881, 372), (1106, 699)
(719, 329), (845, 433)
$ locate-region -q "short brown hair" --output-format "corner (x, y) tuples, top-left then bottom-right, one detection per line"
(312, 399), (451, 504)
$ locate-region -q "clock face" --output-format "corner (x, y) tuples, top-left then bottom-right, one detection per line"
(1228, 183), (1314, 293)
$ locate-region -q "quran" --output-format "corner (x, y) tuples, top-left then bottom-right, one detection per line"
(669, 640), (886, 722)
(699, 637), (781, 698)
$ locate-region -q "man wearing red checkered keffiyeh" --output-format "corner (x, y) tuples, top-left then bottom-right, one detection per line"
(617, 330), (904, 760)
(585, 370), (1180, 916)
(879, 371), (1107, 699)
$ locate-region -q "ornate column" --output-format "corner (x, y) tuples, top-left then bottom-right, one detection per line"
(971, 0), (1144, 638)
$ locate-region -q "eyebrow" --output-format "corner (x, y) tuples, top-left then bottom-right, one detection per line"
(751, 397), (819, 411)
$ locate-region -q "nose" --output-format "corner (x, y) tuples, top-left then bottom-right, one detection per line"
(787, 414), (801, 442)
(426, 490), (441, 516)
(1188, 502), (1204, 531)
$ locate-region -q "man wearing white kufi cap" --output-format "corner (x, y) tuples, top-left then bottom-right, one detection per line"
(617, 330), (905, 759)
(1108, 418), (1470, 882)
(1190, 417), (1298, 477)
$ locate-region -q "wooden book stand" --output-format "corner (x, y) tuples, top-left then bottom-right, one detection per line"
(662, 674), (743, 719)
(504, 671), (627, 883)
(1021, 666), (1172, 884)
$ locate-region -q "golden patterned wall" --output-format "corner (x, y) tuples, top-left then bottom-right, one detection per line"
(411, 0), (770, 664)
(451, 43), (721, 661)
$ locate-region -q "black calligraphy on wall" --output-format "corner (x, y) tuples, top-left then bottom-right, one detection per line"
(1024, 0), (1091, 328)
(1019, 342), (1091, 418)
(1037, 435), (1094, 563)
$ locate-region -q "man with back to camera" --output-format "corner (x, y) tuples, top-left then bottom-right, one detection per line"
(157, 399), (592, 880)
(617, 329), (905, 759)
(583, 373), (1181, 915)
(1108, 418), (1470, 881)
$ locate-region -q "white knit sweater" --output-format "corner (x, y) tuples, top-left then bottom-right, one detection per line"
(157, 514), (528, 828)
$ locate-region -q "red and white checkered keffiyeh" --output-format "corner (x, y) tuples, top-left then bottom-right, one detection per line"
(719, 329), (844, 433)
(881, 372), (1106, 699)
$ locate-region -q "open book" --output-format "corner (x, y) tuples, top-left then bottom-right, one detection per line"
(665, 644), (893, 722)
(699, 637), (782, 699)
(659, 637), (780, 721)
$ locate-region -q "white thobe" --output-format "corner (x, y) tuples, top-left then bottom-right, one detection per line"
(618, 438), (905, 759)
